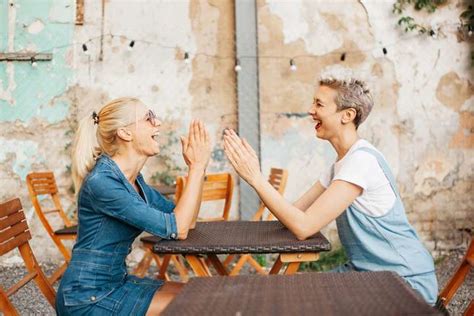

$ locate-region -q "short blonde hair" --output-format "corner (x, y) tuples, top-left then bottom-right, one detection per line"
(319, 78), (374, 128)
(71, 97), (142, 192)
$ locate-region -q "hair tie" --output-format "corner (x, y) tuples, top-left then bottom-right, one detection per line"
(92, 111), (99, 125)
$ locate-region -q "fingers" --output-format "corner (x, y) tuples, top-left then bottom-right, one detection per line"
(223, 129), (247, 159)
(242, 138), (258, 160)
(223, 139), (239, 169)
(180, 136), (188, 153)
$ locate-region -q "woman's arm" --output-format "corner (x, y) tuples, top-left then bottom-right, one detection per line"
(172, 120), (210, 238)
(224, 129), (361, 240)
(292, 181), (326, 211)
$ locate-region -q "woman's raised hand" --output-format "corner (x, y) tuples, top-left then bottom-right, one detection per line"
(181, 119), (211, 171)
(223, 129), (261, 186)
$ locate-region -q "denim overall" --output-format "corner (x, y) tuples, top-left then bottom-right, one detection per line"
(332, 147), (438, 305)
(56, 155), (178, 315)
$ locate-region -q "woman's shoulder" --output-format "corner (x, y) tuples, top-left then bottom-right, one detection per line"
(83, 159), (122, 191)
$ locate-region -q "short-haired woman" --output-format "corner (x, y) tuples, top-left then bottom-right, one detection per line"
(223, 78), (438, 305)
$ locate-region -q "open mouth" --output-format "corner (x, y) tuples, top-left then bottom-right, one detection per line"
(151, 133), (160, 142)
(314, 120), (322, 130)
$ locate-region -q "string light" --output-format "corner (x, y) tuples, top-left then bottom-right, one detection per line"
(234, 58), (241, 72)
(30, 57), (37, 68)
(468, 25), (473, 37)
(289, 59), (297, 71)
(127, 40), (135, 51)
(184, 52), (190, 64)
(82, 43), (89, 55)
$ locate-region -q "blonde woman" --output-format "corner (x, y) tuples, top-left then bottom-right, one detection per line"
(224, 78), (438, 305)
(56, 98), (211, 315)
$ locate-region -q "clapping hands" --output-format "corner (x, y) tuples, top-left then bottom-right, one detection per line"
(223, 129), (261, 187)
(180, 119), (211, 171)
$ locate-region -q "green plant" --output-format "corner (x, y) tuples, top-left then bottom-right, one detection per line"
(393, 0), (447, 34)
(299, 247), (348, 272)
(393, 1), (473, 66)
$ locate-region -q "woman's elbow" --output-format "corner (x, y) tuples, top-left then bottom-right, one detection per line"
(293, 225), (316, 241)
(177, 229), (188, 240)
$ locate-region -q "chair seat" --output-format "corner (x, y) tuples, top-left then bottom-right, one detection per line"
(54, 225), (78, 235)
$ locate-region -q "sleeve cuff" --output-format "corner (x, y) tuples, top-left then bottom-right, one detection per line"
(166, 212), (178, 239)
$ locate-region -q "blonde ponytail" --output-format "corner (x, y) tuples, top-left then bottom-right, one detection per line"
(71, 114), (101, 193)
(71, 97), (142, 193)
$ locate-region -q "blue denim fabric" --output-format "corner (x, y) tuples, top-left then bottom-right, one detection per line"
(334, 147), (438, 305)
(56, 155), (177, 315)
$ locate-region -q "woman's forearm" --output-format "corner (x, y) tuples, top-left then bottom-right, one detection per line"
(251, 176), (315, 240)
(173, 167), (206, 239)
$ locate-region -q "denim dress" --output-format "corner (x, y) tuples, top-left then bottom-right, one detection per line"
(331, 147), (438, 305)
(56, 155), (178, 315)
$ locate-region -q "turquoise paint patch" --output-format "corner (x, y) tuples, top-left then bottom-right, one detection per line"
(0, 138), (43, 180)
(0, 0), (74, 123)
(40, 99), (70, 123)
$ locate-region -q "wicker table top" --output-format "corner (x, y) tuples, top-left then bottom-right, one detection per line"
(143, 221), (331, 255)
(163, 271), (440, 315)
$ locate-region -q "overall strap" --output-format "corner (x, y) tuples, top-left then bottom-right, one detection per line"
(352, 147), (401, 198)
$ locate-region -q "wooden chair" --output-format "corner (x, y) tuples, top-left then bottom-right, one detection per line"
(26, 172), (77, 284)
(436, 236), (474, 315)
(225, 168), (288, 275)
(175, 173), (234, 222)
(134, 173), (234, 280)
(0, 198), (56, 315)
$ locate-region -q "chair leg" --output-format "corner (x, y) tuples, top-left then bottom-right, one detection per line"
(229, 254), (251, 275)
(0, 287), (20, 316)
(222, 254), (235, 267)
(463, 300), (473, 316)
(133, 250), (154, 278)
(247, 256), (266, 274)
(438, 258), (472, 305)
(48, 262), (68, 285)
(19, 244), (56, 308)
(170, 255), (189, 282)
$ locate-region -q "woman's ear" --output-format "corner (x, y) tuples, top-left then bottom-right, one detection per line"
(341, 108), (357, 125)
(116, 127), (133, 142)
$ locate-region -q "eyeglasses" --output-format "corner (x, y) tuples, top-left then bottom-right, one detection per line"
(145, 109), (158, 126)
(124, 109), (159, 127)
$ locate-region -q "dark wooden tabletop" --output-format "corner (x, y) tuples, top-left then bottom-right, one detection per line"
(142, 221), (331, 255)
(163, 271), (441, 315)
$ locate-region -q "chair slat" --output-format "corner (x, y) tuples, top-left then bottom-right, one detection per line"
(6, 271), (38, 297)
(0, 221), (29, 244)
(202, 189), (228, 200)
(0, 198), (22, 218)
(0, 231), (31, 256)
(0, 211), (25, 231)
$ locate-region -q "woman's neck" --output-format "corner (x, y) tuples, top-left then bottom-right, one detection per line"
(111, 151), (147, 184)
(329, 130), (360, 161)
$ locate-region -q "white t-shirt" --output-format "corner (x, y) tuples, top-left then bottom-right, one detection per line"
(319, 139), (396, 217)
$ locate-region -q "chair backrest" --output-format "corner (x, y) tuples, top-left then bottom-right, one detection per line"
(26, 172), (73, 235)
(437, 237), (474, 309)
(175, 173), (234, 221)
(252, 168), (288, 221)
(0, 198), (56, 315)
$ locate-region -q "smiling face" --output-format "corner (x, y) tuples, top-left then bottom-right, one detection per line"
(308, 85), (344, 140)
(118, 102), (162, 157)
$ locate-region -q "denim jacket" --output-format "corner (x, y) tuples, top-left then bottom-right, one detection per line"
(57, 154), (177, 308)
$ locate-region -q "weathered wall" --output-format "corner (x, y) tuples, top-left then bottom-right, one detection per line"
(0, 0), (472, 264)
(258, 0), (473, 254)
(0, 0), (237, 264)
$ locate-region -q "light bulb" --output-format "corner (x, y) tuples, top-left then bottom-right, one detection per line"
(289, 59), (297, 71)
